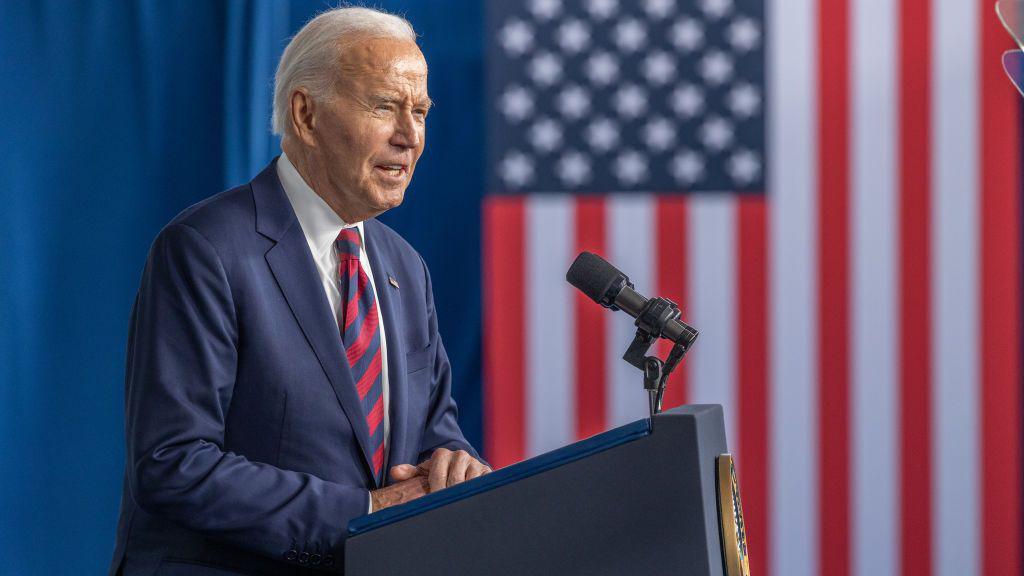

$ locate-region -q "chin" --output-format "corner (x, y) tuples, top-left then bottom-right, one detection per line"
(374, 190), (406, 212)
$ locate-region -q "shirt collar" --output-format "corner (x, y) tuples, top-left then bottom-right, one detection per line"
(277, 152), (363, 259)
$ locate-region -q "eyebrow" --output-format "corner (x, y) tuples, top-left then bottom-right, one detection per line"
(373, 94), (434, 109)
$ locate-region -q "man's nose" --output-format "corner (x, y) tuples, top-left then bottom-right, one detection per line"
(390, 111), (421, 149)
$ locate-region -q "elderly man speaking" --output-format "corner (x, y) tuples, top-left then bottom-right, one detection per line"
(109, 7), (488, 575)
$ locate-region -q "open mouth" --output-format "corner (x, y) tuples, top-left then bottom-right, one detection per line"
(374, 164), (408, 178)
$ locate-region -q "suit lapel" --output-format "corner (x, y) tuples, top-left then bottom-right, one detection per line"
(253, 160), (377, 480)
(364, 220), (411, 475)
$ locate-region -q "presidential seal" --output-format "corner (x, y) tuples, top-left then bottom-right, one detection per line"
(716, 454), (750, 576)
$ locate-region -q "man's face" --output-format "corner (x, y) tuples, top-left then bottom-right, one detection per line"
(312, 36), (430, 219)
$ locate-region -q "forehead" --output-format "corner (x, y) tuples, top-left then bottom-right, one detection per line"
(338, 36), (428, 90)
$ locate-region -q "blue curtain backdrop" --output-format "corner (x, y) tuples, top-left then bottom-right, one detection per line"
(0, 2), (484, 573)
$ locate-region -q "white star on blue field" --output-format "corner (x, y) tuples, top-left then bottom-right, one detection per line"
(488, 0), (766, 193)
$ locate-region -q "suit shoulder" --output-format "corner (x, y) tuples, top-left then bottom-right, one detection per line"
(170, 184), (254, 235)
(160, 184), (256, 247)
(143, 184), (263, 279)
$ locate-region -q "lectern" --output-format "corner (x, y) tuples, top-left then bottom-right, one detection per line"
(345, 404), (748, 575)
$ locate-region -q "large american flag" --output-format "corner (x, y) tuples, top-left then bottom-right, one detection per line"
(481, 0), (1022, 575)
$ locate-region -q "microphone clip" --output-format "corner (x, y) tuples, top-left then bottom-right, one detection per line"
(622, 297), (690, 417)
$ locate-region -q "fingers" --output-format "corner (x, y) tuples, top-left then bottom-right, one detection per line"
(425, 448), (490, 491)
(389, 464), (419, 481)
(416, 459), (432, 475)
(428, 448), (452, 493)
(448, 450), (473, 486)
(465, 460), (490, 481)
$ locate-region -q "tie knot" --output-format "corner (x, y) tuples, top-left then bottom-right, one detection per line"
(335, 227), (362, 259)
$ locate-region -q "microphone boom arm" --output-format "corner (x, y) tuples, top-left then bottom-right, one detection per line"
(622, 296), (697, 416)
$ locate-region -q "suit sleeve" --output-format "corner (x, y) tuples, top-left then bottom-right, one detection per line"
(414, 256), (487, 467)
(126, 223), (365, 569)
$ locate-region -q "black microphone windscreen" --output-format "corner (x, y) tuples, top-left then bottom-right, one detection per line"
(566, 252), (626, 305)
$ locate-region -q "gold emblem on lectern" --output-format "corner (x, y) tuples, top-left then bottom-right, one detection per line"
(716, 454), (750, 576)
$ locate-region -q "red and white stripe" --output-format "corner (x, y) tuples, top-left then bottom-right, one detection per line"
(483, 0), (1021, 574)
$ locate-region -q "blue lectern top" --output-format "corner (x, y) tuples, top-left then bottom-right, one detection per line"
(348, 417), (652, 536)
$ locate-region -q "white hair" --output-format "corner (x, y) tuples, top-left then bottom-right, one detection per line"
(272, 6), (417, 138)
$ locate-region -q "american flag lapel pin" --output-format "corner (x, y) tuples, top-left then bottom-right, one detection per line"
(388, 275), (399, 289)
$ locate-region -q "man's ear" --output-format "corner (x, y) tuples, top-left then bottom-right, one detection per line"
(289, 89), (318, 148)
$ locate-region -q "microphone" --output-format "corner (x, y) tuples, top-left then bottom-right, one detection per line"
(566, 251), (698, 347)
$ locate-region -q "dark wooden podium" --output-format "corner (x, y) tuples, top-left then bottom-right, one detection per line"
(346, 404), (741, 575)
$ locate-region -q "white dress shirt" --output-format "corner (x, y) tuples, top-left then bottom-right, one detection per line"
(277, 153), (389, 512)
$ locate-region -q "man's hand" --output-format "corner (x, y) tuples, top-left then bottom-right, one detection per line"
(369, 473), (429, 512)
(389, 448), (492, 494)
(371, 449), (491, 512)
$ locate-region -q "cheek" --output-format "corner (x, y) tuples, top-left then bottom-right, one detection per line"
(322, 115), (376, 157)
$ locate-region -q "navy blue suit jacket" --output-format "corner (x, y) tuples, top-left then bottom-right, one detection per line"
(109, 159), (479, 575)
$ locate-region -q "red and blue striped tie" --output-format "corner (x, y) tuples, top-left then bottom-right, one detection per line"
(335, 228), (385, 484)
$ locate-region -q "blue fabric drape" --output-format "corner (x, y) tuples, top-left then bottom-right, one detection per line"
(0, 2), (483, 573)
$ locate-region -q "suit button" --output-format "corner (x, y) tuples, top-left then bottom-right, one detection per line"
(310, 553), (322, 566)
(298, 552), (310, 565)
(323, 554), (335, 567)
(284, 549), (298, 561)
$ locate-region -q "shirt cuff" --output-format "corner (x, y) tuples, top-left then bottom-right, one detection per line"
(367, 490), (373, 514)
